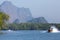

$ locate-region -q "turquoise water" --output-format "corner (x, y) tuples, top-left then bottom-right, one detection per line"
(0, 30), (60, 40)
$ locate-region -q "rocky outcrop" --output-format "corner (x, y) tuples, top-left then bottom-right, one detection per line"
(0, 1), (33, 23)
(28, 17), (48, 23)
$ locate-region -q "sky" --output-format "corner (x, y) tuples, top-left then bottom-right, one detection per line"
(0, 0), (60, 23)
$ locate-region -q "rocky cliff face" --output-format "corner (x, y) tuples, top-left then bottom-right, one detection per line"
(0, 1), (33, 23)
(17, 8), (33, 23)
(28, 17), (48, 23)
(0, 1), (48, 23)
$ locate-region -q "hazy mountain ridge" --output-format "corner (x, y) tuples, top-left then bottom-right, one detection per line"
(0, 1), (48, 23)
(0, 1), (33, 23)
(28, 17), (48, 23)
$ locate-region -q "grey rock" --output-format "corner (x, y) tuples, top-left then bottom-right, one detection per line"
(28, 17), (48, 23)
(0, 1), (33, 23)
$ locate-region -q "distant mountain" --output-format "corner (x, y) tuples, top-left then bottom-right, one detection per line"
(13, 19), (20, 24)
(0, 1), (48, 23)
(0, 1), (33, 23)
(17, 7), (33, 23)
(28, 17), (48, 23)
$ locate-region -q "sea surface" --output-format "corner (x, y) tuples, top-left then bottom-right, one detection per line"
(0, 30), (60, 40)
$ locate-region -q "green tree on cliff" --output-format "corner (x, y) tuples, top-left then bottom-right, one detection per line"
(0, 12), (9, 30)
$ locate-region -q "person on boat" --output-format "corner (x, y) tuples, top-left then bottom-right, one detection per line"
(48, 27), (53, 32)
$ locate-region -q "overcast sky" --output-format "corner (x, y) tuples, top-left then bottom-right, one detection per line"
(0, 0), (60, 23)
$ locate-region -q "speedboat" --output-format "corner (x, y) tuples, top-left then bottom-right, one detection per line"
(48, 25), (59, 33)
